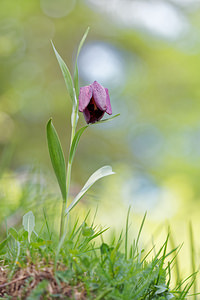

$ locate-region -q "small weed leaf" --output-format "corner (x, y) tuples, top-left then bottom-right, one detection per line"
(81, 222), (94, 237)
(100, 243), (110, 255)
(167, 294), (175, 299)
(31, 238), (52, 249)
(154, 284), (168, 295)
(18, 230), (28, 242)
(22, 211), (35, 243)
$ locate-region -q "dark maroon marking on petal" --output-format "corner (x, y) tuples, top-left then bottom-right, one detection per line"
(83, 98), (105, 123)
(88, 109), (105, 123)
(83, 107), (91, 124)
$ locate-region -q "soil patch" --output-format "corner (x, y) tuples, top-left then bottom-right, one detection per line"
(0, 263), (86, 299)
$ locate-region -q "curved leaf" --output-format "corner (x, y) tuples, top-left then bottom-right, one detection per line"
(46, 119), (66, 200)
(91, 114), (120, 125)
(69, 125), (88, 164)
(51, 41), (75, 104)
(65, 166), (115, 215)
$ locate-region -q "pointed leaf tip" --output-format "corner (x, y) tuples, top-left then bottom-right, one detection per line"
(74, 27), (90, 98)
(51, 41), (75, 104)
(91, 114), (120, 125)
(22, 211), (35, 243)
(65, 165), (115, 215)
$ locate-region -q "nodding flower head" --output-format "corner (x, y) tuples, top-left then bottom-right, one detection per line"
(79, 81), (112, 124)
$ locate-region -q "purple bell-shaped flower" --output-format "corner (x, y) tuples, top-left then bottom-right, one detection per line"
(79, 81), (112, 124)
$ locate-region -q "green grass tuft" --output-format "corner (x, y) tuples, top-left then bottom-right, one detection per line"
(0, 210), (198, 299)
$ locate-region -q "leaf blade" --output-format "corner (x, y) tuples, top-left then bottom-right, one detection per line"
(91, 114), (120, 125)
(46, 119), (66, 201)
(69, 125), (88, 164)
(22, 211), (35, 243)
(51, 41), (75, 103)
(74, 27), (90, 98)
(65, 166), (115, 215)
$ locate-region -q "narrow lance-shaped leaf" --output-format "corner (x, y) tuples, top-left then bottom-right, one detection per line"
(74, 27), (90, 98)
(23, 211), (35, 243)
(65, 166), (115, 215)
(46, 119), (66, 201)
(51, 41), (75, 104)
(69, 125), (88, 164)
(91, 114), (120, 125)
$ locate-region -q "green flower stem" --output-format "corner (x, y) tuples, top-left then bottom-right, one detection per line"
(60, 94), (78, 239)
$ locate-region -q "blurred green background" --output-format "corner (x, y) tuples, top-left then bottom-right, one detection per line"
(1, 0), (200, 282)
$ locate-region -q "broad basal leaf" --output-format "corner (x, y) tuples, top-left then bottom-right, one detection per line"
(22, 211), (35, 243)
(51, 41), (75, 104)
(47, 119), (66, 201)
(65, 166), (115, 215)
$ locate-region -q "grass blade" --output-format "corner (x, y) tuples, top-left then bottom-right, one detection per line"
(169, 228), (182, 290)
(9, 241), (20, 279)
(125, 206), (131, 260)
(43, 208), (52, 240)
(132, 212), (147, 259)
(189, 222), (197, 300)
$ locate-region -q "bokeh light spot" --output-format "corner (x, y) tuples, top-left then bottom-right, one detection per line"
(86, 0), (189, 40)
(40, 0), (76, 18)
(79, 42), (125, 88)
(0, 18), (26, 61)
